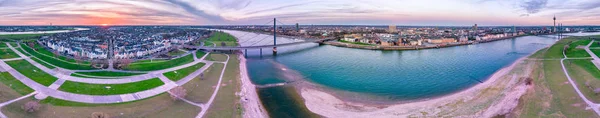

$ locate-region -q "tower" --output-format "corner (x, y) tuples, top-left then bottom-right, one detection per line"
(553, 15), (556, 32)
(295, 23), (299, 32)
(472, 24), (478, 33)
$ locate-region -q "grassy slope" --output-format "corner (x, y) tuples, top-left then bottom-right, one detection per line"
(163, 62), (205, 81)
(21, 43), (94, 70)
(0, 34), (44, 42)
(183, 63), (223, 103)
(57, 78), (164, 95)
(196, 50), (207, 59)
(514, 37), (596, 117)
(125, 54), (194, 71)
(5, 60), (58, 86)
(3, 94), (200, 118)
(0, 72), (34, 103)
(205, 54), (242, 118)
(0, 48), (20, 59)
(204, 32), (238, 47)
(72, 71), (144, 77)
(565, 39), (591, 58)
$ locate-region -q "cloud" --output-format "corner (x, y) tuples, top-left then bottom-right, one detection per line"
(520, 0), (548, 14)
(164, 0), (225, 22)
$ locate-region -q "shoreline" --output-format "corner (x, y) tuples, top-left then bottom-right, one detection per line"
(325, 35), (527, 51)
(237, 53), (269, 118)
(300, 52), (536, 117)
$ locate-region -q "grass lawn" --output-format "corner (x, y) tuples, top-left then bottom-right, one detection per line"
(565, 39), (591, 58)
(0, 72), (34, 95)
(205, 54), (243, 118)
(5, 60), (58, 86)
(133, 59), (168, 64)
(205, 53), (228, 62)
(528, 47), (548, 59)
(0, 72), (33, 103)
(196, 50), (207, 59)
(591, 41), (600, 48)
(163, 62), (206, 81)
(72, 71), (144, 77)
(564, 59), (600, 103)
(3, 93), (201, 118)
(57, 78), (164, 95)
(0, 42), (7, 48)
(125, 54), (194, 71)
(0, 48), (20, 59)
(0, 34), (44, 42)
(182, 63), (223, 103)
(168, 50), (188, 57)
(21, 43), (95, 70)
(204, 32), (238, 47)
(31, 57), (56, 69)
(512, 37), (598, 117)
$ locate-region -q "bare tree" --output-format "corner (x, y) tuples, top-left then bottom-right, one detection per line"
(91, 112), (110, 118)
(119, 58), (133, 69)
(74, 53), (81, 64)
(22, 101), (40, 113)
(27, 42), (36, 51)
(53, 50), (59, 58)
(169, 86), (187, 100)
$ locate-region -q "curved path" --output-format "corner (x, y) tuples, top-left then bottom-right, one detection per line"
(196, 54), (229, 118)
(1, 43), (219, 104)
(8, 42), (208, 84)
(560, 40), (600, 116)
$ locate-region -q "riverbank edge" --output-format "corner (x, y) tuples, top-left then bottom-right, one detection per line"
(237, 53), (269, 118)
(299, 45), (547, 117)
(324, 35), (531, 51)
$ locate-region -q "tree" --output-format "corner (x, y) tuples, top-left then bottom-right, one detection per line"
(22, 101), (40, 113)
(53, 50), (59, 58)
(525, 77), (533, 85)
(117, 58), (133, 69)
(91, 112), (110, 118)
(28, 42), (36, 51)
(199, 73), (205, 80)
(73, 53), (82, 64)
(169, 86), (187, 100)
(221, 42), (226, 46)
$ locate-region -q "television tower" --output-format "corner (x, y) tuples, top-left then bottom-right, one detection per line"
(553, 15), (556, 33)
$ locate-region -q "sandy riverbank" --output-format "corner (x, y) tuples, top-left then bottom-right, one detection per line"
(237, 53), (269, 118)
(301, 56), (536, 117)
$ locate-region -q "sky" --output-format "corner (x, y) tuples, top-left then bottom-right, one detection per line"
(0, 0), (598, 26)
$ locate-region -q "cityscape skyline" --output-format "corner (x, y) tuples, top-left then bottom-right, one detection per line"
(1, 0), (599, 26)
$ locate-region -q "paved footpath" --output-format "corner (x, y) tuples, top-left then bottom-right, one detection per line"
(1, 43), (217, 104)
(560, 40), (600, 116)
(0, 92), (37, 118)
(7, 42), (212, 84)
(584, 40), (600, 70)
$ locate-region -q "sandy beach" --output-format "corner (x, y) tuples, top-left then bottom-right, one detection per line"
(238, 54), (269, 118)
(301, 56), (536, 117)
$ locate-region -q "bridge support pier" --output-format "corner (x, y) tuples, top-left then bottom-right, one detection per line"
(260, 48), (262, 57)
(244, 49), (247, 57)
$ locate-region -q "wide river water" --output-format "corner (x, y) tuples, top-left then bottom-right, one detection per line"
(223, 30), (600, 117)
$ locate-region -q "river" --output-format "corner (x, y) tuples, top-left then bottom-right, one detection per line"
(223, 30), (600, 117)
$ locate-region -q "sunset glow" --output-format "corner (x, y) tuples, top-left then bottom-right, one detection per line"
(0, 0), (598, 26)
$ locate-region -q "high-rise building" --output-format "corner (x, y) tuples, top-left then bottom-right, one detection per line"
(472, 24), (478, 33)
(295, 23), (299, 32)
(388, 25), (397, 33)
